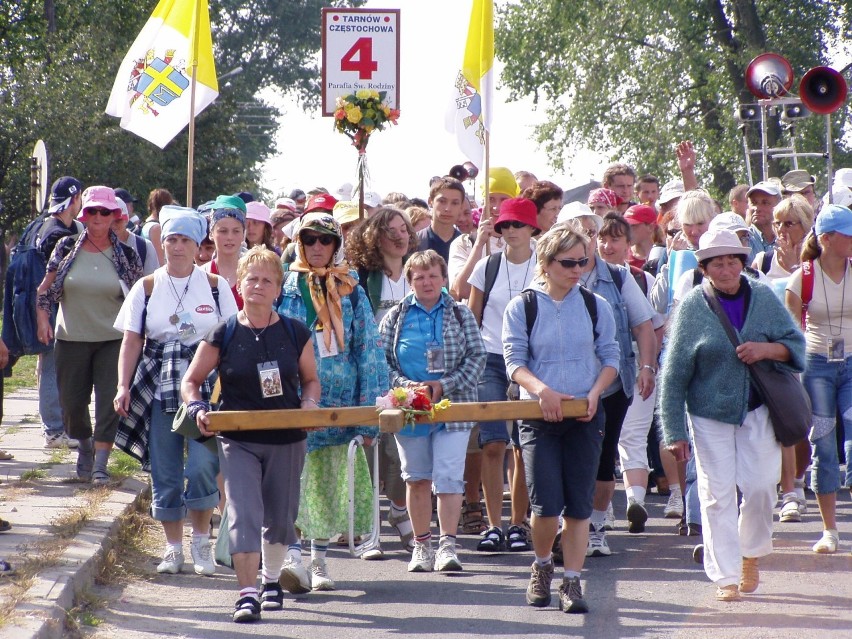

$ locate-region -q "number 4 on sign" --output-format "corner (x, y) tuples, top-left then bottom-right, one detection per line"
(341, 37), (378, 80)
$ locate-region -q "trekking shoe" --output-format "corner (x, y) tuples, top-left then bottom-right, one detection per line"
(476, 526), (505, 551)
(692, 544), (704, 564)
(309, 558), (335, 591)
(687, 523), (703, 537)
(278, 557), (311, 594)
(626, 498), (648, 534)
(586, 524), (611, 557)
(778, 493), (802, 523)
(715, 584), (741, 602)
(812, 530), (839, 554)
(664, 492), (684, 518)
(408, 541), (434, 572)
(558, 576), (589, 614)
(434, 540), (463, 572)
(526, 561), (554, 607)
(259, 582), (284, 611)
(233, 595), (261, 623)
(740, 557), (759, 594)
(190, 538), (215, 575)
(388, 508), (415, 551)
(602, 502), (615, 531)
(44, 432), (78, 449)
(156, 548), (184, 574)
(361, 543), (384, 560)
(507, 524), (531, 551)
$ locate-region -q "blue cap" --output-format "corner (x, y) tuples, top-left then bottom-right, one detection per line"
(48, 176), (83, 213)
(815, 204), (852, 236)
(160, 205), (207, 245)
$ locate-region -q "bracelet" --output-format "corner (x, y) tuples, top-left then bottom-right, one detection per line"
(302, 397), (320, 407)
(187, 400), (211, 420)
(640, 365), (657, 375)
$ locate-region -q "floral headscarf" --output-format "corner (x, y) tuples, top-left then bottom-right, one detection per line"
(289, 212), (357, 351)
(587, 188), (621, 208)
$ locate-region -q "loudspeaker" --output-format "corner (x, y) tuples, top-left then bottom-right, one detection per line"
(448, 162), (479, 181)
(745, 53), (794, 98)
(799, 66), (847, 115)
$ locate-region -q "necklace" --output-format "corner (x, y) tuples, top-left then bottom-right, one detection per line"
(385, 273), (408, 302)
(244, 310), (274, 342)
(820, 261), (847, 336)
(86, 236), (113, 271)
(505, 253), (534, 299)
(166, 271), (192, 325)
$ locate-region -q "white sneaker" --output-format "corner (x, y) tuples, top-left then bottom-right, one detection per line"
(190, 539), (215, 575)
(603, 501), (615, 531)
(309, 558), (335, 591)
(664, 492), (684, 519)
(778, 493), (802, 523)
(813, 530), (839, 554)
(586, 524), (611, 557)
(156, 548), (184, 574)
(278, 556), (311, 594)
(408, 541), (434, 572)
(434, 540), (463, 572)
(360, 543), (384, 560)
(44, 432), (79, 449)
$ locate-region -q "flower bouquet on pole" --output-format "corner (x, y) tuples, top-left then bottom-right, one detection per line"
(333, 89), (399, 218)
(376, 386), (450, 436)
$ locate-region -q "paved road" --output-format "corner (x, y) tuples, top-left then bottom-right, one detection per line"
(83, 489), (852, 639)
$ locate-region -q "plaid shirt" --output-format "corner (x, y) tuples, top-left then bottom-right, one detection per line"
(114, 338), (213, 463)
(379, 292), (486, 432)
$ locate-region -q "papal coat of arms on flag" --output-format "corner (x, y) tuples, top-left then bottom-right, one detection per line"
(452, 72), (486, 145)
(128, 50), (191, 115)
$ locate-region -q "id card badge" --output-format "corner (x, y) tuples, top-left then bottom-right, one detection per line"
(257, 361), (283, 398)
(316, 328), (339, 358)
(175, 311), (196, 340)
(828, 337), (845, 362)
(426, 345), (446, 374)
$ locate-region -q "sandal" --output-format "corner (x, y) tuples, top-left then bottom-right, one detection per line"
(507, 524), (531, 552)
(0, 560), (14, 576)
(0, 519), (11, 533)
(459, 501), (487, 535)
(476, 526), (505, 551)
(0, 450), (13, 461)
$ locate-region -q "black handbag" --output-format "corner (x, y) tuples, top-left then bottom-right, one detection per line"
(701, 280), (810, 446)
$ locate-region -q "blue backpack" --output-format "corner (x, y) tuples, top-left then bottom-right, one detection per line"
(2, 216), (53, 358)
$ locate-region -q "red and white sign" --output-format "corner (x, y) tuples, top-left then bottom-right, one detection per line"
(321, 8), (400, 116)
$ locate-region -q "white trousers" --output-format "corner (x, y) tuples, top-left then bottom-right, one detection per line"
(618, 381), (657, 473)
(690, 405), (780, 587)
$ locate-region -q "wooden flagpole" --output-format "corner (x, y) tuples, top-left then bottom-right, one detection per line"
(185, 0), (202, 206)
(483, 130), (491, 256)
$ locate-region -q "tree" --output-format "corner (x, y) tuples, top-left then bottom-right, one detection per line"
(496, 0), (852, 196)
(0, 0), (363, 238)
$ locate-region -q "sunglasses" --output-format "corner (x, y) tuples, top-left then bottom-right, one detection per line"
(496, 220), (528, 232)
(86, 208), (114, 217)
(772, 220), (801, 229)
(554, 257), (589, 269)
(301, 234), (336, 247)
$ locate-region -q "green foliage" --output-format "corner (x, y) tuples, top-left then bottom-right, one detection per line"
(0, 0), (364, 237)
(497, 0), (852, 197)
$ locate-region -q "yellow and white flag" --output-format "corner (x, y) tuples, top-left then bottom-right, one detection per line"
(105, 0), (218, 149)
(445, 0), (494, 169)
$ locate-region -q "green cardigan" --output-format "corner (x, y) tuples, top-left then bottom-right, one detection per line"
(660, 277), (806, 444)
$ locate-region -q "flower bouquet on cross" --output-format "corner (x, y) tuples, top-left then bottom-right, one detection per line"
(376, 386), (450, 427)
(333, 89), (399, 218)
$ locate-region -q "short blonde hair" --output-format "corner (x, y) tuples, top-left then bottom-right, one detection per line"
(677, 189), (717, 225)
(404, 249), (447, 283)
(534, 222), (589, 279)
(774, 193), (813, 233)
(237, 246), (284, 290)
(405, 206), (430, 229)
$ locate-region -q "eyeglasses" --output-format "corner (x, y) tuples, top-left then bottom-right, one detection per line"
(496, 220), (528, 232)
(553, 257), (589, 269)
(666, 228), (681, 237)
(86, 208), (114, 217)
(772, 220), (801, 229)
(301, 234), (336, 247)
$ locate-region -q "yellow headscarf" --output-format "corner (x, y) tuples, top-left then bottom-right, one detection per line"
(289, 212), (357, 352)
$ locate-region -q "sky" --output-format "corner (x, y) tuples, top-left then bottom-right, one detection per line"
(259, 0), (608, 203)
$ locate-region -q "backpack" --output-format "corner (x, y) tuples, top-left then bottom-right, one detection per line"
(520, 286), (600, 355)
(799, 260), (814, 330)
(760, 249), (774, 274)
(132, 234), (148, 267)
(2, 216), (53, 357)
(629, 265), (648, 296)
(140, 272), (221, 331)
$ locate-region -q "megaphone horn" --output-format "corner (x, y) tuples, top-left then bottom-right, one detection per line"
(745, 53), (794, 99)
(799, 66), (847, 115)
(449, 164), (470, 181)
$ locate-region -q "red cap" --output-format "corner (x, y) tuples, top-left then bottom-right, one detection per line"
(304, 193), (338, 214)
(624, 204), (657, 225)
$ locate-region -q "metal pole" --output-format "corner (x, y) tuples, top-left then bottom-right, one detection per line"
(826, 114), (834, 204)
(185, 0), (203, 207)
(760, 105), (769, 180)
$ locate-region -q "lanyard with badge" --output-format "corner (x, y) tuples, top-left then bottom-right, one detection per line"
(422, 306), (445, 374)
(246, 311), (284, 398)
(822, 266), (847, 362)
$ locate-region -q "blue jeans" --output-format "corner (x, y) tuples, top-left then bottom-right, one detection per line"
(149, 399), (220, 521)
(802, 354), (852, 495)
(38, 348), (64, 435)
(476, 353), (512, 447)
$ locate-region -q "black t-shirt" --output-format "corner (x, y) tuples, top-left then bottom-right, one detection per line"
(204, 316), (312, 445)
(417, 226), (461, 264)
